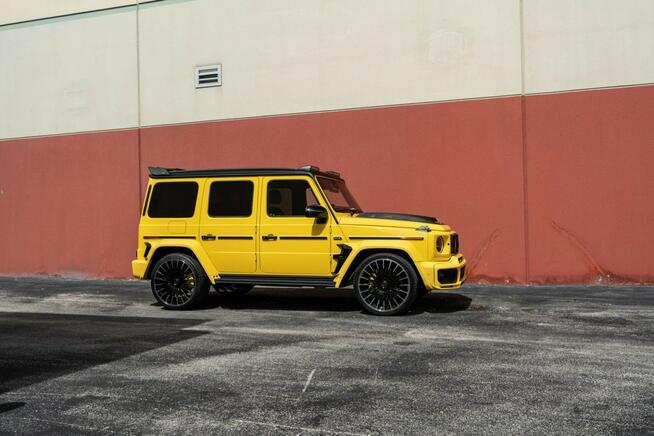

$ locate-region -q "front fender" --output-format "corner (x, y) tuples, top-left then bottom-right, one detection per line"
(333, 239), (428, 287)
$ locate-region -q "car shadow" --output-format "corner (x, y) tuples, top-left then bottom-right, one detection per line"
(0, 312), (209, 395)
(410, 292), (472, 314)
(191, 287), (472, 315)
(198, 287), (359, 312)
(0, 402), (25, 414)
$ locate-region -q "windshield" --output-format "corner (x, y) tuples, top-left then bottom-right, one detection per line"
(317, 177), (362, 213)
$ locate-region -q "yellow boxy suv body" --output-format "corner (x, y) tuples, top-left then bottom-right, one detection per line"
(133, 166), (466, 315)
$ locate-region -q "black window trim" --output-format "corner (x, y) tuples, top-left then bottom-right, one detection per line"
(142, 184), (152, 217)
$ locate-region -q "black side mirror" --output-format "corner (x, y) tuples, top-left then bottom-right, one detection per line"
(305, 204), (328, 220)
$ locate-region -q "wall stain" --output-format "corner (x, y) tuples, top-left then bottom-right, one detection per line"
(544, 221), (654, 284)
(550, 220), (606, 277)
(467, 229), (501, 277)
(463, 222), (654, 284)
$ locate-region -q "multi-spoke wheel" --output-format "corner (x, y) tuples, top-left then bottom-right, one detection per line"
(353, 253), (419, 316)
(150, 253), (210, 310)
(213, 284), (254, 295)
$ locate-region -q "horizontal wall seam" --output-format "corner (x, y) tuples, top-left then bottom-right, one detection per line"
(525, 81), (654, 97)
(0, 94), (521, 141)
(2, 82), (653, 142)
(0, 1), (162, 28)
(0, 126), (140, 143)
(138, 93), (523, 131)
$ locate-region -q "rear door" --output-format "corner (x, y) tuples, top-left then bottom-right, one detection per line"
(199, 177), (258, 273)
(259, 176), (332, 275)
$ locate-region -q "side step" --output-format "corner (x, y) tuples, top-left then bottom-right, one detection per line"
(215, 274), (336, 287)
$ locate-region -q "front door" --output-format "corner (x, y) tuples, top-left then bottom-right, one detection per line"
(259, 176), (332, 275)
(199, 177), (258, 273)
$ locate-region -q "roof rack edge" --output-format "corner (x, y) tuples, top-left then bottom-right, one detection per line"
(147, 166), (343, 180)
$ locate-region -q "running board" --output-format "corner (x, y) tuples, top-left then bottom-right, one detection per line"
(215, 274), (336, 287)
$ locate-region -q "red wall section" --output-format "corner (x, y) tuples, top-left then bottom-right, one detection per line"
(141, 97), (527, 282)
(0, 130), (140, 278)
(525, 86), (654, 283)
(2, 86), (651, 283)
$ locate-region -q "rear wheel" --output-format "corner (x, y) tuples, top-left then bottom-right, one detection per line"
(213, 284), (254, 295)
(150, 253), (210, 310)
(353, 253), (419, 316)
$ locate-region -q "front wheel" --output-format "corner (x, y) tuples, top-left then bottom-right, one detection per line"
(150, 253), (210, 310)
(353, 253), (419, 316)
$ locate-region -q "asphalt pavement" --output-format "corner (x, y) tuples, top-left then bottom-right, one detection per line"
(0, 277), (653, 435)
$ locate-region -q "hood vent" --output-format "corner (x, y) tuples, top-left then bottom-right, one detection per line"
(195, 64), (222, 88)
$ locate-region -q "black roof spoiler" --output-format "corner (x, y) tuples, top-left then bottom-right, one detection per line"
(147, 165), (343, 180)
(148, 167), (183, 176)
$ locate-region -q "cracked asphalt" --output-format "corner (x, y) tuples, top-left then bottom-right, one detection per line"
(0, 277), (653, 435)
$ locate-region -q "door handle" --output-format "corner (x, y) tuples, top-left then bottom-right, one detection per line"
(201, 234), (216, 241)
(262, 234), (278, 241)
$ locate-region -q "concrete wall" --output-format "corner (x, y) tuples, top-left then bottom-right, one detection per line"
(138, 0), (522, 126)
(523, 0), (654, 93)
(0, 8), (139, 139)
(1, 0), (653, 283)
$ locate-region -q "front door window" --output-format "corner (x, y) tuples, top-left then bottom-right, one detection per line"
(267, 179), (318, 217)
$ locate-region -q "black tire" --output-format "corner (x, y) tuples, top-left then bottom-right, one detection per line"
(353, 253), (419, 316)
(150, 253), (210, 310)
(213, 284), (254, 295)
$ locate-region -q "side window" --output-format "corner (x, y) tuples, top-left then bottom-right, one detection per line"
(208, 181), (254, 217)
(267, 179), (318, 217)
(148, 182), (198, 218)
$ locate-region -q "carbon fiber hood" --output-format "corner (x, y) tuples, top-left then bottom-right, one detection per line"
(354, 212), (438, 224)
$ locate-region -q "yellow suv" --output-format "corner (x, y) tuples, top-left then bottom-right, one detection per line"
(132, 166), (466, 315)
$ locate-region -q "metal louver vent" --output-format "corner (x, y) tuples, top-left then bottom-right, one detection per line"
(195, 64), (222, 88)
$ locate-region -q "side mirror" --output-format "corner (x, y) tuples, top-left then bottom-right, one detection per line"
(305, 204), (328, 219)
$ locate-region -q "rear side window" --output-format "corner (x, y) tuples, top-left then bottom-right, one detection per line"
(148, 182), (198, 218)
(208, 181), (254, 217)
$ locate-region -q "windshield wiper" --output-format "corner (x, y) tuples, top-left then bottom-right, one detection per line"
(332, 206), (361, 214)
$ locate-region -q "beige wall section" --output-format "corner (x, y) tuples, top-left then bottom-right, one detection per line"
(138, 0), (522, 127)
(0, 8), (139, 139)
(524, 0), (654, 94)
(0, 0), (140, 25)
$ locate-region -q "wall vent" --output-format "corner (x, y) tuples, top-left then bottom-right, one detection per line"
(195, 64), (222, 88)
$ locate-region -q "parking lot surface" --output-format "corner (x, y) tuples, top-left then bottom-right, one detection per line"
(0, 277), (653, 435)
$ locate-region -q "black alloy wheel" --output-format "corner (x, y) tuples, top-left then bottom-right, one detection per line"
(213, 284), (254, 295)
(353, 253), (419, 316)
(151, 253), (210, 309)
